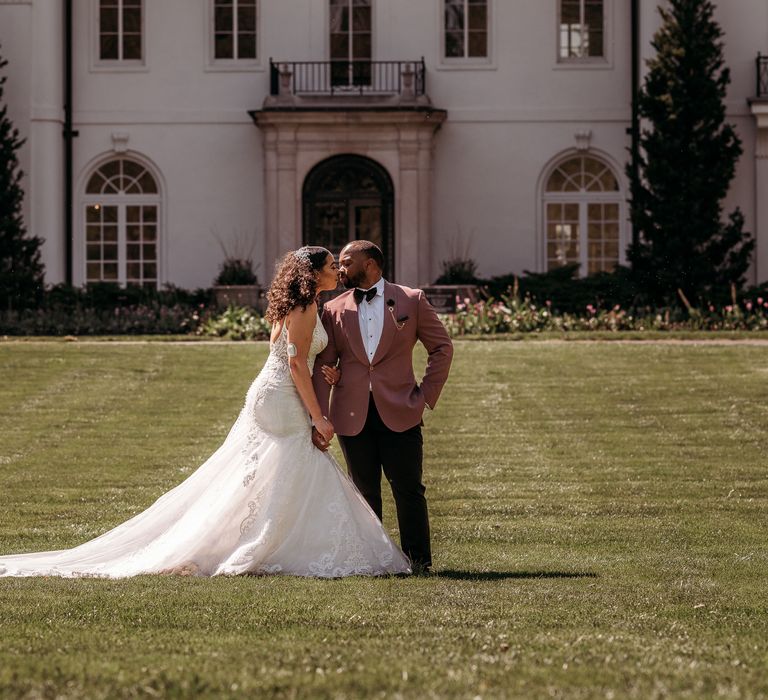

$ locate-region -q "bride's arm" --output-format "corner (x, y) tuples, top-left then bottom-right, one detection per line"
(285, 303), (335, 442)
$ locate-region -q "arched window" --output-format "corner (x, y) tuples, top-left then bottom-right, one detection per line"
(543, 154), (622, 276)
(83, 158), (160, 288)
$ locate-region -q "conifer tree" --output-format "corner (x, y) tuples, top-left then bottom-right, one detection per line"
(628, 0), (753, 304)
(0, 46), (44, 310)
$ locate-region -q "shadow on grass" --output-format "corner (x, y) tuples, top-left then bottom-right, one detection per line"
(434, 569), (599, 581)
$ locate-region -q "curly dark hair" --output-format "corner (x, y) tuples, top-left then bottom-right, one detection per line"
(265, 246), (330, 323)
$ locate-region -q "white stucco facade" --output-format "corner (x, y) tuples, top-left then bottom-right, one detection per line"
(1, 0), (767, 288)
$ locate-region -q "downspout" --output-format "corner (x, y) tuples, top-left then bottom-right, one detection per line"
(63, 0), (77, 285)
(630, 0), (640, 252)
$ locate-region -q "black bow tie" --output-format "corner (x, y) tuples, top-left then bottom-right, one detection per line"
(353, 287), (377, 304)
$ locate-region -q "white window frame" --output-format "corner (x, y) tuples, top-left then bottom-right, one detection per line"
(91, 0), (147, 72)
(438, 0), (494, 69)
(207, 0), (262, 71)
(539, 152), (626, 276)
(77, 156), (164, 288)
(555, 0), (613, 70)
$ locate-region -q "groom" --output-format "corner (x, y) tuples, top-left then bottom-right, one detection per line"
(311, 240), (453, 573)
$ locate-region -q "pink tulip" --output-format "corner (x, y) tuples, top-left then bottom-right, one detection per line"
(746, 302), (753, 311)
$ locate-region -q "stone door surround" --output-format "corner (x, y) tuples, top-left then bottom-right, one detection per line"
(251, 108), (446, 286)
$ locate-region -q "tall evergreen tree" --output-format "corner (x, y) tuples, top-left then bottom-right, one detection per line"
(0, 46), (44, 310)
(627, 0), (753, 304)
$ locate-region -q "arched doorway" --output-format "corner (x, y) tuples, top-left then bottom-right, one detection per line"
(302, 154), (395, 280)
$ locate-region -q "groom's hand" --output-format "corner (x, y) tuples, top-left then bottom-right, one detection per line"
(311, 426), (330, 452)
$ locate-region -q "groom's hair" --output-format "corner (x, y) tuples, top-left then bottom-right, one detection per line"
(345, 240), (384, 270)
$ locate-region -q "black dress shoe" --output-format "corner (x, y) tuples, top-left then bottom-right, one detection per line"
(411, 562), (432, 577)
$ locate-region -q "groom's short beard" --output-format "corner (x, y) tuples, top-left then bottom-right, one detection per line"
(342, 272), (365, 289)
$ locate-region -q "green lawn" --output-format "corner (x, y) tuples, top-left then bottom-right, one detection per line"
(0, 341), (767, 699)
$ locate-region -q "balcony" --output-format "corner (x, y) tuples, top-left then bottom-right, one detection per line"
(757, 54), (768, 98)
(264, 58), (430, 110)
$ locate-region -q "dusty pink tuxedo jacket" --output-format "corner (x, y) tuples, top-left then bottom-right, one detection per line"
(312, 282), (453, 436)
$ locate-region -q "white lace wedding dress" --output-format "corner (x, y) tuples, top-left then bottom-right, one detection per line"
(0, 319), (411, 578)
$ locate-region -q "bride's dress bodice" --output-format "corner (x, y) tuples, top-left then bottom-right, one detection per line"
(242, 319), (327, 439)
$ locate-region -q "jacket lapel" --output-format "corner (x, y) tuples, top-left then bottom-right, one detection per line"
(342, 292), (370, 365)
(372, 281), (397, 365)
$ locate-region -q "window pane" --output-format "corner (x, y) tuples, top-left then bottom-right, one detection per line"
(87, 244), (101, 261)
(330, 33), (349, 60)
(123, 33), (142, 60)
(604, 203), (619, 220)
(238, 33), (256, 59)
(468, 3), (486, 31)
(87, 263), (102, 280)
(352, 33), (371, 60)
(127, 226), (141, 242)
(103, 263), (118, 280)
(143, 243), (156, 260)
(143, 207), (157, 223)
(445, 0), (464, 31)
(100, 7), (118, 33)
(352, 5), (371, 32)
(144, 263), (157, 278)
(103, 225), (118, 242)
(100, 34), (119, 60)
(445, 32), (464, 58)
(144, 225), (157, 241)
(86, 205), (101, 223)
(468, 31), (487, 57)
(127, 244), (141, 260)
(238, 5), (256, 32)
(127, 263), (141, 280)
(215, 33), (234, 59)
(215, 5), (234, 32)
(123, 6), (141, 32)
(585, 0), (604, 56)
(103, 206), (118, 223)
(546, 169), (566, 192)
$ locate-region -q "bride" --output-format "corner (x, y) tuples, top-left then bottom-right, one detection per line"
(0, 246), (411, 578)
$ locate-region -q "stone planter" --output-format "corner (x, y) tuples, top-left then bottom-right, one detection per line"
(421, 284), (480, 313)
(213, 285), (264, 312)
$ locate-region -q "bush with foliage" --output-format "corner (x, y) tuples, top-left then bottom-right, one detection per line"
(0, 46), (44, 310)
(0, 283), (213, 335)
(627, 0), (753, 304)
(214, 259), (259, 286)
(196, 305), (271, 341)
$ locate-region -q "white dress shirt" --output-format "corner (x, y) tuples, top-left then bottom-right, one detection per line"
(357, 277), (386, 364)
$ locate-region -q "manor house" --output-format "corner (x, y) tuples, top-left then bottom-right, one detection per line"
(1, 0), (767, 288)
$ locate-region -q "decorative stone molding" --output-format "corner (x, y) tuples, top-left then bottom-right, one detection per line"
(749, 100), (768, 158)
(111, 132), (130, 153)
(574, 129), (592, 151)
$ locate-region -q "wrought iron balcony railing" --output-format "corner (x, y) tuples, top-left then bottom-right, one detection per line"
(269, 58), (426, 98)
(757, 53), (768, 97)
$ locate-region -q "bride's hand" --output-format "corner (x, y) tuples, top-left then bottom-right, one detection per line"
(321, 364), (341, 386)
(314, 416), (335, 443)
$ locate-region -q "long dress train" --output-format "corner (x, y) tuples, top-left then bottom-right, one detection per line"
(0, 319), (411, 578)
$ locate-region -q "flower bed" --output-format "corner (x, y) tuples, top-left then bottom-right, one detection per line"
(441, 293), (768, 336)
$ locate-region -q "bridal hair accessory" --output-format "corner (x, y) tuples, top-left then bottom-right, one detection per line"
(387, 298), (408, 330)
(293, 247), (312, 264)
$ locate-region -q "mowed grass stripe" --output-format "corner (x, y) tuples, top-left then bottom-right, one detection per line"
(0, 341), (766, 698)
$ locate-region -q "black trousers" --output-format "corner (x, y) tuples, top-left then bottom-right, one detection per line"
(338, 394), (431, 568)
